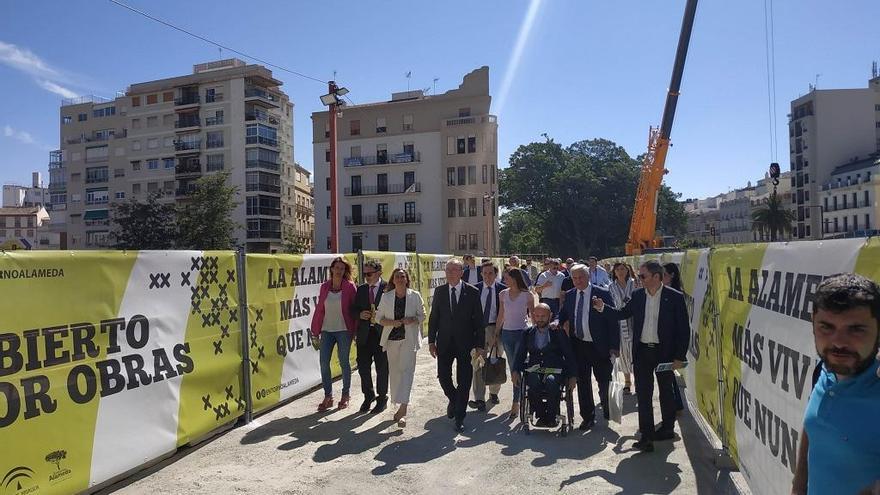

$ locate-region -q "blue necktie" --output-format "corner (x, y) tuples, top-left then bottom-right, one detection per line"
(483, 286), (492, 325)
(575, 290), (585, 339)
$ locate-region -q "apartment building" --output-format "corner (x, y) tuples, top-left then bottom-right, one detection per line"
(3, 172), (48, 208)
(284, 163), (315, 252)
(819, 155), (880, 238)
(56, 58), (294, 252)
(788, 83), (876, 240)
(312, 67), (499, 254)
(0, 206), (53, 249)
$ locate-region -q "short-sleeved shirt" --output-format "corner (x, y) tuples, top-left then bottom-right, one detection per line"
(803, 360), (880, 495)
(536, 271), (566, 299)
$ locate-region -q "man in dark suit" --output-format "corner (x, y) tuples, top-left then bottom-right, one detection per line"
(429, 258), (486, 432)
(462, 254), (483, 286)
(594, 260), (690, 452)
(353, 260), (388, 413)
(555, 263), (619, 431)
(469, 261), (508, 411)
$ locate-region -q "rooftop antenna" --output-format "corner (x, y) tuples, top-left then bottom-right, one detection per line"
(814, 73), (821, 89)
(873, 61), (878, 79)
(405, 71), (412, 91)
(433, 77), (439, 95)
(218, 46), (222, 59)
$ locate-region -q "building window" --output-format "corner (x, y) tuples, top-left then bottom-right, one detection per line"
(865, 190), (870, 207)
(458, 198), (466, 217)
(62, 116), (72, 124)
(404, 171), (415, 190)
(405, 202), (416, 222)
(866, 214), (871, 230)
(115, 191), (125, 200)
(325, 149), (331, 162)
(131, 160), (141, 171)
(447, 168), (456, 186)
(114, 168), (125, 178)
(482, 165), (488, 184)
(377, 203), (389, 223)
(147, 116), (158, 128)
(403, 114), (413, 131)
(376, 117), (386, 133)
(854, 215), (859, 230)
(405, 233), (416, 252)
(457, 166), (466, 185)
(468, 198), (477, 217)
(146, 94), (158, 105)
(163, 158), (174, 169)
(468, 166), (476, 185)
(132, 118), (141, 129)
(207, 154), (224, 171)
(378, 234), (389, 251)
(457, 137), (466, 154)
(163, 91), (174, 102)
(843, 216), (849, 231)
(327, 237), (331, 250)
(448, 199), (456, 218)
(352, 233), (363, 251)
(326, 177), (330, 191)
(78, 113), (87, 122)
(468, 136), (476, 153)
(447, 136), (456, 155)
(458, 235), (467, 251)
(377, 144), (388, 164)
(350, 120), (360, 136)
(326, 206), (331, 219)
(132, 96), (140, 107)
(458, 107), (471, 117)
(146, 138), (158, 149)
(469, 233), (478, 250)
(206, 131), (223, 148)
(805, 225), (811, 237)
(147, 159), (158, 170)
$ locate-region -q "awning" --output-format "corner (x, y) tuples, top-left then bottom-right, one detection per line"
(83, 209), (109, 220)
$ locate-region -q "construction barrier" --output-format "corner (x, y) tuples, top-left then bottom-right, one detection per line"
(0, 250), (244, 494)
(605, 237), (880, 495)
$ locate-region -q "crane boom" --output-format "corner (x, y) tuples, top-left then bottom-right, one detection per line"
(626, 0), (699, 255)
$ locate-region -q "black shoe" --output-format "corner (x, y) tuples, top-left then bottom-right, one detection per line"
(633, 440), (655, 452)
(447, 402), (455, 419)
(578, 419), (596, 431)
(359, 395), (375, 413)
(455, 420), (465, 432)
(489, 394), (500, 404)
(370, 397), (387, 414)
(468, 400), (480, 409)
(654, 429), (676, 441)
(476, 400), (486, 411)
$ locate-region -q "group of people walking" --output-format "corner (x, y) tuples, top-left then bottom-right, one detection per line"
(309, 255), (691, 452)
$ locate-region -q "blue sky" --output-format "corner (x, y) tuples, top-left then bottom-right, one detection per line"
(1, 0), (878, 200)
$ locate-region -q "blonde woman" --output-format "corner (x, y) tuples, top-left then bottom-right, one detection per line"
(376, 268), (426, 427)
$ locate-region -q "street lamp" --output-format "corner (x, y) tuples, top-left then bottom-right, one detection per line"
(320, 82), (348, 253)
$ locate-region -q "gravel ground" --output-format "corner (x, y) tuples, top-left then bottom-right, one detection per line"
(104, 345), (745, 495)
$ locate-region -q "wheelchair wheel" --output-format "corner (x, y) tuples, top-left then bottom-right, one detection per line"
(560, 423), (568, 437)
(523, 423), (530, 435)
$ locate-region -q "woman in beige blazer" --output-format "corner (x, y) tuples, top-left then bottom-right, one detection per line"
(375, 268), (426, 427)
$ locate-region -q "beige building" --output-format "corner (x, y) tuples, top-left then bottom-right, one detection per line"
(788, 81), (877, 240)
(0, 206), (55, 249)
(311, 67), (499, 254)
(284, 163), (315, 252)
(56, 58), (294, 252)
(820, 155), (879, 237)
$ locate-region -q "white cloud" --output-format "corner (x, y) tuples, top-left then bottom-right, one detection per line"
(3, 125), (37, 145)
(37, 79), (77, 99)
(0, 40), (80, 99)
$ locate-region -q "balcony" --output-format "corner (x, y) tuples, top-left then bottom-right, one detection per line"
(174, 94), (200, 107)
(84, 219), (110, 227)
(343, 151), (421, 168)
(176, 185), (197, 197)
(174, 140), (202, 152)
(246, 206), (282, 217)
(85, 198), (109, 206)
(443, 114), (497, 127)
(246, 183), (281, 194)
(295, 204), (314, 216)
(245, 111), (280, 125)
(175, 160), (202, 176)
(174, 118), (201, 130)
(245, 159), (280, 171)
(205, 116), (224, 126)
(344, 213), (421, 226)
(247, 229), (282, 239)
(344, 182), (421, 197)
(246, 136), (278, 147)
(244, 87), (281, 108)
(85, 174), (109, 184)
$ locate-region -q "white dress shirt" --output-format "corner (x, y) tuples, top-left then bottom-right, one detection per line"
(573, 285), (593, 342)
(537, 271), (566, 299)
(465, 267), (480, 285)
(481, 283), (499, 324)
(641, 285), (663, 344)
(449, 280), (463, 309)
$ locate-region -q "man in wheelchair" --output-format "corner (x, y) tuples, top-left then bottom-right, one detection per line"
(512, 303), (578, 427)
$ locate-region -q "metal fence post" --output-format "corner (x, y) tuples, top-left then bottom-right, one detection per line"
(236, 250), (253, 424)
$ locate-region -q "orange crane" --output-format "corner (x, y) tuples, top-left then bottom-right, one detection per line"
(626, 0), (699, 255)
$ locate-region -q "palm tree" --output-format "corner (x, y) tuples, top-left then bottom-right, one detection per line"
(751, 193), (796, 241)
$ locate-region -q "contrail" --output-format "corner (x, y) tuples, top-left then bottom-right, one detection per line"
(493, 0), (543, 117)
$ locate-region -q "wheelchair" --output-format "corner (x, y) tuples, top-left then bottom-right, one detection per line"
(518, 364), (575, 436)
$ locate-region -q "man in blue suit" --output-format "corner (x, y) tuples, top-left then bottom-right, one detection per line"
(555, 263), (619, 431)
(593, 260), (690, 452)
(469, 261), (508, 410)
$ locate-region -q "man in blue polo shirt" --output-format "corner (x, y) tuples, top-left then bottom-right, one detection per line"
(791, 273), (880, 495)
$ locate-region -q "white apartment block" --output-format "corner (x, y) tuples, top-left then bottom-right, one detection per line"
(312, 67), (499, 255)
(788, 80), (877, 240)
(56, 59), (294, 252)
(3, 172), (48, 208)
(819, 155), (879, 237)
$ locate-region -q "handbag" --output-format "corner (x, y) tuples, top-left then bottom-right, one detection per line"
(482, 344), (507, 385)
(608, 357), (624, 424)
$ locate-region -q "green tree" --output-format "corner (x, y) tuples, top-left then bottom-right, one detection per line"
(281, 227), (309, 254)
(751, 192), (795, 241)
(111, 193), (176, 250)
(176, 172), (241, 250)
(499, 208), (547, 254)
(499, 137), (687, 258)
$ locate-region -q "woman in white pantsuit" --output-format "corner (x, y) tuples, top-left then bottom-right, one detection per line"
(375, 268), (425, 427)
(609, 262), (635, 394)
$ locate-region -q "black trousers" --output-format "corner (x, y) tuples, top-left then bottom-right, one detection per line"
(356, 326), (388, 400)
(437, 345), (473, 421)
(634, 343), (677, 442)
(526, 371), (562, 421)
(573, 339), (612, 422)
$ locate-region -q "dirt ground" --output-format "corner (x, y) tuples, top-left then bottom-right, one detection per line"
(105, 346), (747, 494)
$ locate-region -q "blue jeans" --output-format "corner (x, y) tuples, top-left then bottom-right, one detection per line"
(319, 331), (352, 397)
(501, 329), (525, 402)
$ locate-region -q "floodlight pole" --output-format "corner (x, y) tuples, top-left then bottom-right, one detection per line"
(328, 81), (339, 253)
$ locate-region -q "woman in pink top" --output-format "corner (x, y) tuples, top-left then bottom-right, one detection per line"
(496, 267), (535, 419)
(310, 257), (358, 412)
